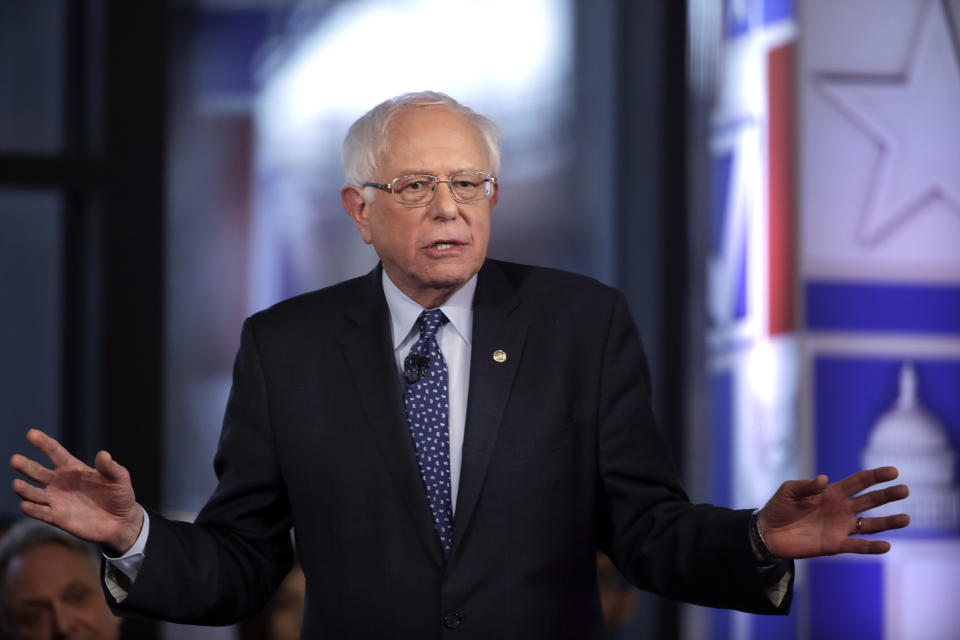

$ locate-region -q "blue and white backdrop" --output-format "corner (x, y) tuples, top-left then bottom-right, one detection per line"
(802, 1), (960, 638)
(696, 0), (960, 638)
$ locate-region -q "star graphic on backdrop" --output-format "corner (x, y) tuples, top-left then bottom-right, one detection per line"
(816, 0), (960, 247)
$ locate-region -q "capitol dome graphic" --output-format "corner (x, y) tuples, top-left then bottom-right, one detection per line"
(860, 362), (960, 532)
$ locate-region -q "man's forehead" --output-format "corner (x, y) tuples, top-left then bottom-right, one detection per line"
(11, 577), (90, 603)
(7, 542), (97, 577)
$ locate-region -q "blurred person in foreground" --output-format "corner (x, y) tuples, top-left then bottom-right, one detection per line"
(596, 552), (636, 639)
(0, 519), (121, 640)
(11, 91), (909, 639)
(238, 563), (305, 640)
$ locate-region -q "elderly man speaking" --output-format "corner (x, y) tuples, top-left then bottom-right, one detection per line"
(11, 92), (909, 639)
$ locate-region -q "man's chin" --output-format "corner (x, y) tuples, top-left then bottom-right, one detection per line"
(420, 263), (481, 289)
(406, 270), (479, 306)
(422, 279), (467, 299)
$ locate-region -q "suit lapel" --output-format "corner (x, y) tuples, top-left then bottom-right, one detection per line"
(338, 266), (444, 567)
(452, 260), (526, 558)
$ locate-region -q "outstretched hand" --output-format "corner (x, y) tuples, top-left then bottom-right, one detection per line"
(758, 466), (909, 559)
(10, 429), (143, 555)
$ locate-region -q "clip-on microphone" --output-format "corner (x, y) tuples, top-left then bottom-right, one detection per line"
(404, 354), (430, 383)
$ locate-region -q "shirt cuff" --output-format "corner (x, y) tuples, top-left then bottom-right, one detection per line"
(757, 560), (792, 609)
(102, 506), (149, 603)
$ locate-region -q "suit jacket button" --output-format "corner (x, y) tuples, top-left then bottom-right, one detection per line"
(443, 612), (462, 629)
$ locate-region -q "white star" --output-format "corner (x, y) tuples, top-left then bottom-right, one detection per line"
(817, 0), (960, 246)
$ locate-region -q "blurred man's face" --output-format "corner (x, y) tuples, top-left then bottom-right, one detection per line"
(2, 543), (121, 640)
(343, 105), (497, 308)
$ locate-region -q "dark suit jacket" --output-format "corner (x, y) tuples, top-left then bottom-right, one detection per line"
(112, 260), (791, 638)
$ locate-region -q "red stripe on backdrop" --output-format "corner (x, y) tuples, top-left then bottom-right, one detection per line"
(767, 42), (797, 336)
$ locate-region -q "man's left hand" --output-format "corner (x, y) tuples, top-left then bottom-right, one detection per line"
(759, 466), (909, 559)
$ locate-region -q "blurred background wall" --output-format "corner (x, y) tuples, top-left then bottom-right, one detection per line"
(1, 1), (958, 638)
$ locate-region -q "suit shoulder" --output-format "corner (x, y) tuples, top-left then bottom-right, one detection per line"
(246, 272), (371, 331)
(488, 259), (622, 306)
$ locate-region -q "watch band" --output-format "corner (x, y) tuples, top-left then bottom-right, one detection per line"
(750, 508), (782, 564)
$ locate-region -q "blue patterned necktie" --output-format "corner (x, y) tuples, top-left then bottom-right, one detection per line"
(403, 309), (453, 557)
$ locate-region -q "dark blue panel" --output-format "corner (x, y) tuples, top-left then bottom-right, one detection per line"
(751, 605), (797, 640)
(710, 372), (733, 506)
(735, 231), (748, 320)
(724, 0), (752, 39)
(710, 152), (734, 255)
(814, 357), (897, 483)
(724, 0), (793, 40)
(0, 191), (62, 518)
(192, 10), (271, 95)
(806, 281), (960, 335)
(0, 1), (63, 152)
(763, 0), (795, 24)
(709, 149), (748, 323)
(809, 560), (883, 640)
(711, 607), (731, 640)
(915, 360), (960, 467)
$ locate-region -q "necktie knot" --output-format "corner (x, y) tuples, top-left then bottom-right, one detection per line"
(418, 309), (447, 341)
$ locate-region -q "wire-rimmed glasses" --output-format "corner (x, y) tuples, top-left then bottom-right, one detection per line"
(363, 171), (497, 206)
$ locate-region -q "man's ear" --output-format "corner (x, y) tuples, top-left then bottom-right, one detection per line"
(341, 185), (374, 244)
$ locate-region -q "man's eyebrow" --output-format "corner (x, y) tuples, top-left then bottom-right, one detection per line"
(13, 598), (50, 607)
(61, 579), (93, 592)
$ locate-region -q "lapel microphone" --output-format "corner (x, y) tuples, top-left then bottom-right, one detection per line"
(404, 354), (430, 383)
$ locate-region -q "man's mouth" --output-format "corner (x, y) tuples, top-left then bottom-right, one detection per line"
(432, 242), (458, 251)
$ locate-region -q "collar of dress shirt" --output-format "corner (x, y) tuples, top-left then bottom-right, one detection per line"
(381, 269), (476, 349)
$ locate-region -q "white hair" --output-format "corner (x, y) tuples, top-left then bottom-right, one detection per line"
(341, 91), (501, 192)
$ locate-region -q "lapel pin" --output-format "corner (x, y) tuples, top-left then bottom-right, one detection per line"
(492, 349), (507, 363)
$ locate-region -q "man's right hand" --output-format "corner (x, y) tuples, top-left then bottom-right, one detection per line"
(10, 429), (143, 555)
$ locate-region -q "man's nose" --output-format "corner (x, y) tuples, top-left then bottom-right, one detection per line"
(429, 181), (460, 219)
(51, 604), (77, 639)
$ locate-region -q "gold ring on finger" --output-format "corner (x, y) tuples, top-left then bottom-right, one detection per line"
(856, 517), (863, 533)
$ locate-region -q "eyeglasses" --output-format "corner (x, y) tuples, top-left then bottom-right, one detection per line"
(363, 171), (497, 206)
